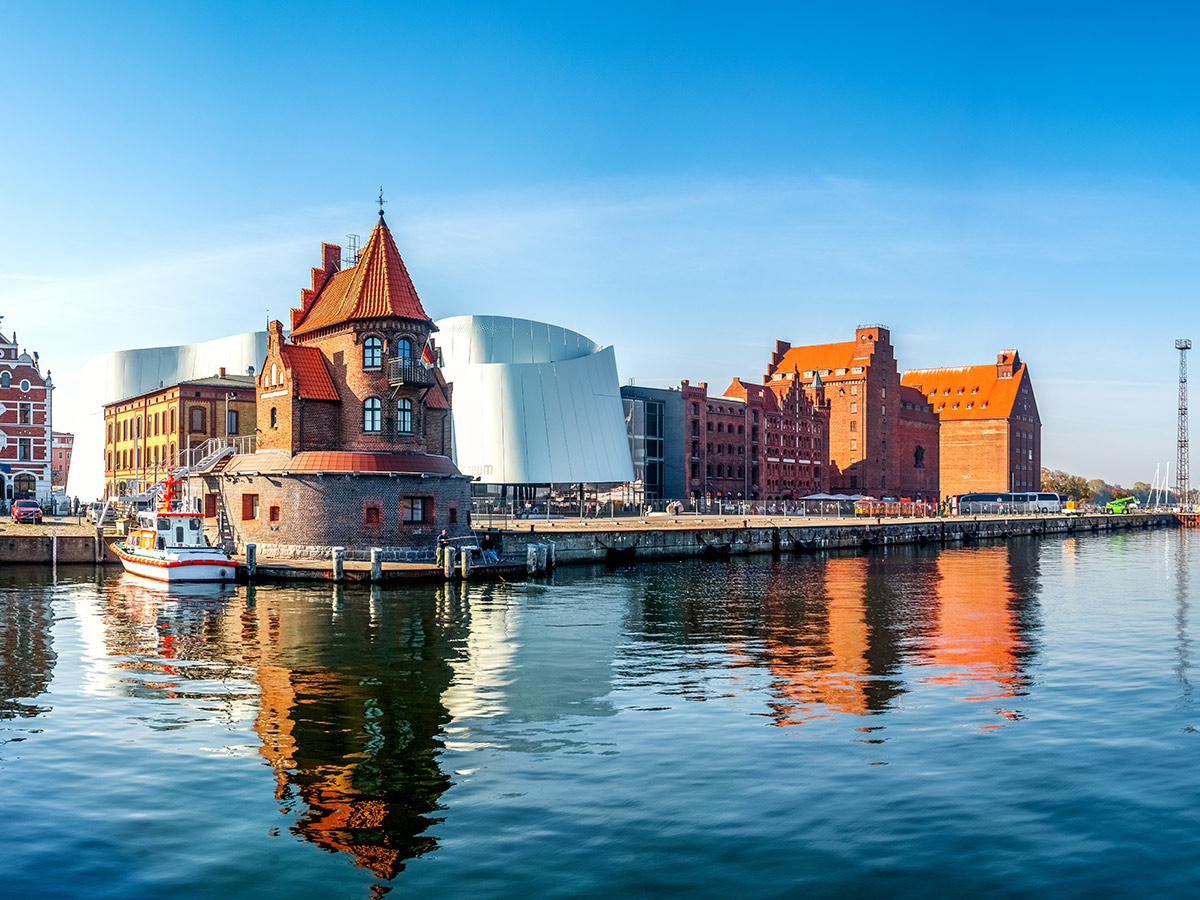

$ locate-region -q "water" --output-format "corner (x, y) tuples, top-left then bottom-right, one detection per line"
(1, 531), (1197, 899)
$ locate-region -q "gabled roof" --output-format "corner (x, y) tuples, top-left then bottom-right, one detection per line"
(280, 344), (339, 400)
(723, 378), (779, 411)
(901, 363), (1028, 421)
(771, 341), (863, 379)
(291, 214), (430, 337)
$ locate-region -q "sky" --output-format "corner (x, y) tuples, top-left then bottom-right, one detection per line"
(3, 0), (1200, 492)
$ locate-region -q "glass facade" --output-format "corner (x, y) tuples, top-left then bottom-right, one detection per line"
(624, 397), (665, 499)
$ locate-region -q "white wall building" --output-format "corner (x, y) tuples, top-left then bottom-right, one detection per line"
(435, 315), (634, 485)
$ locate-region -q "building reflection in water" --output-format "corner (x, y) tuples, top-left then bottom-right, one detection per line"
(750, 543), (1039, 727)
(243, 581), (463, 882)
(0, 572), (56, 721)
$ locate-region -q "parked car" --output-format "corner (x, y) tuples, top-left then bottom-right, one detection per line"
(87, 502), (118, 525)
(12, 499), (44, 525)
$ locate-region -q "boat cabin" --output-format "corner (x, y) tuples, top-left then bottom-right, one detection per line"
(132, 511), (209, 551)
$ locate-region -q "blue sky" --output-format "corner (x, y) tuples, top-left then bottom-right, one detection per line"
(4, 1), (1200, 489)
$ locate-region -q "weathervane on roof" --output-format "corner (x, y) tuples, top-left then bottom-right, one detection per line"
(378, 186), (387, 218)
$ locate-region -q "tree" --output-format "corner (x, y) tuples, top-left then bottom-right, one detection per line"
(1132, 481), (1152, 502)
(1064, 476), (1092, 503)
(1042, 468), (1070, 494)
(1088, 479), (1112, 504)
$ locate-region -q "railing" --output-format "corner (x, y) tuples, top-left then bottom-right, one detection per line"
(386, 357), (435, 387)
(179, 435), (256, 469)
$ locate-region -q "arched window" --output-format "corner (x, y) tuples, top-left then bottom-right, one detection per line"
(363, 337), (382, 369)
(0, 372), (8, 388)
(397, 338), (413, 360)
(106, 452), (112, 471)
(363, 397), (382, 432)
(170, 409), (176, 432)
(270, 407), (278, 428)
(397, 398), (413, 434)
(169, 443), (175, 463)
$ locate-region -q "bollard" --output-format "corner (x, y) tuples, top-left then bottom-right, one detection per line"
(461, 546), (472, 579)
(332, 546), (345, 582)
(371, 548), (383, 582)
(246, 543), (257, 579)
(536, 543), (548, 573)
(443, 546), (457, 580)
(546, 540), (556, 569)
(52, 528), (57, 569)
(526, 544), (538, 574)
(94, 526), (102, 564)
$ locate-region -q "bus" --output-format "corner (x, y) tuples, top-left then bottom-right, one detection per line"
(949, 492), (1066, 516)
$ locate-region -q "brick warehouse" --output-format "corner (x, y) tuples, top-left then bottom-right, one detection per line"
(766, 326), (939, 499)
(191, 210), (471, 560)
(680, 368), (830, 505)
(901, 349), (1041, 497)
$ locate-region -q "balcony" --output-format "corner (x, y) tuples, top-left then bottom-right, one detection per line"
(386, 357), (436, 387)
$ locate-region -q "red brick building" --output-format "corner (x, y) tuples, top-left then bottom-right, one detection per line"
(901, 349), (1041, 497)
(0, 325), (53, 504)
(51, 431), (74, 492)
(680, 369), (829, 506)
(765, 326), (939, 499)
(193, 211), (471, 560)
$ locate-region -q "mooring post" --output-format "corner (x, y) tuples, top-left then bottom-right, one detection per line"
(461, 546), (472, 579)
(526, 544), (538, 574)
(246, 543), (257, 579)
(94, 525), (102, 563)
(371, 548), (383, 581)
(547, 540), (556, 569)
(536, 543), (548, 573)
(51, 528), (58, 568)
(332, 546), (345, 582)
(444, 546), (457, 580)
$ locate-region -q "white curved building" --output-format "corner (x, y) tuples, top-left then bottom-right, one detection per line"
(435, 315), (634, 485)
(73, 331), (269, 499)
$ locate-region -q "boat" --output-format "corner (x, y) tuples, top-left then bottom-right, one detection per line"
(113, 469), (237, 584)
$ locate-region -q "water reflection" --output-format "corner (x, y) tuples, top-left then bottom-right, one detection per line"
(0, 570), (56, 721)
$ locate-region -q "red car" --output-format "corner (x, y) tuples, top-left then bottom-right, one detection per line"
(11, 500), (43, 524)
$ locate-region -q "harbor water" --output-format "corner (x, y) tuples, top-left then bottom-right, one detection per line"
(2, 530), (1198, 899)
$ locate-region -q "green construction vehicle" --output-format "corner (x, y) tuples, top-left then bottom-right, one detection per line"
(1105, 495), (1139, 514)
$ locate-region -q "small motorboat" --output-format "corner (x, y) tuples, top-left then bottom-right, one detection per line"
(113, 470), (237, 584)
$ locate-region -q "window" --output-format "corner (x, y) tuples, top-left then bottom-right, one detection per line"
(189, 406), (205, 432)
(18, 438), (31, 460)
(18, 402), (31, 424)
(271, 363), (278, 386)
(241, 493), (259, 520)
(850, 420), (857, 432)
(270, 407), (278, 428)
(397, 398), (413, 434)
(397, 337), (414, 360)
(154, 413), (160, 435)
(204, 494), (217, 518)
(402, 497), (426, 522)
(706, 422), (712, 431)
(449, 507), (458, 525)
(363, 397), (382, 432)
(107, 423), (112, 443)
(170, 409), (176, 432)
(269, 504), (281, 523)
(364, 504), (382, 526)
(227, 410), (238, 435)
(107, 452), (112, 470)
(717, 423), (724, 433)
(850, 439), (857, 451)
(363, 336), (383, 369)
(881, 387), (887, 398)
(169, 442), (176, 462)
(153, 447), (159, 466)
(850, 402), (857, 413)
(0, 372), (8, 388)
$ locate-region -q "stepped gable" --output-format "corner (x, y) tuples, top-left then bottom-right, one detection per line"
(291, 213), (430, 338)
(901, 356), (1027, 421)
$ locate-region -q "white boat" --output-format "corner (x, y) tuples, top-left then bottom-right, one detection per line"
(113, 470), (237, 584)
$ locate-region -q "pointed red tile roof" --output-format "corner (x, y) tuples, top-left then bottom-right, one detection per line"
(292, 215), (430, 337)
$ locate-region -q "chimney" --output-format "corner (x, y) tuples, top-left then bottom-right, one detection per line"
(219, 367), (226, 377)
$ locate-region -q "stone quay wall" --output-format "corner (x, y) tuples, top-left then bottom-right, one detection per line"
(491, 513), (1177, 566)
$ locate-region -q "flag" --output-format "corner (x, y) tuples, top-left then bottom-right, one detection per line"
(421, 340), (436, 368)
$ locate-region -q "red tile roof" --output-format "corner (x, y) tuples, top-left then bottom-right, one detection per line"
(226, 450), (462, 476)
(901, 364), (1026, 421)
(291, 215), (430, 337)
(280, 344), (340, 400)
(770, 340), (869, 380)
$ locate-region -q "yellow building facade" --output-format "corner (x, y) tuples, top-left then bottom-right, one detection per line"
(103, 373), (257, 497)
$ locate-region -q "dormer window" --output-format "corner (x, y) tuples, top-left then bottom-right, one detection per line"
(363, 336), (383, 369)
